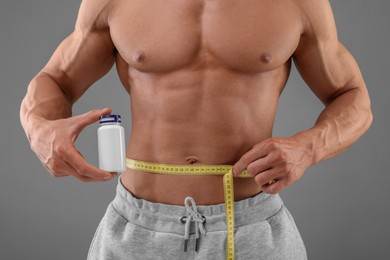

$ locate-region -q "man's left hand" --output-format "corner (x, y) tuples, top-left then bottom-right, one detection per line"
(233, 137), (313, 194)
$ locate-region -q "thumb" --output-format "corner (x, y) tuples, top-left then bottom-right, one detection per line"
(72, 108), (112, 133)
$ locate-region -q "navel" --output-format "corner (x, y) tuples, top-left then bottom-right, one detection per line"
(260, 52), (273, 64)
(134, 50), (146, 63)
(186, 157), (198, 164)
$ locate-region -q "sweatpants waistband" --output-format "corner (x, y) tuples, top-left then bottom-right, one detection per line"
(112, 176), (283, 235)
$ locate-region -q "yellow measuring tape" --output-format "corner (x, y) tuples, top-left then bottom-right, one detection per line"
(126, 157), (251, 260)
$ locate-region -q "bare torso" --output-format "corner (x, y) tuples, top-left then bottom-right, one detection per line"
(20, 0), (372, 207)
(108, 0), (302, 205)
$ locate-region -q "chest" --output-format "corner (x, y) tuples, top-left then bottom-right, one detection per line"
(109, 0), (302, 73)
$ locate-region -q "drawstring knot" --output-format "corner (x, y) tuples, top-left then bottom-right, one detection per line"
(180, 197), (206, 252)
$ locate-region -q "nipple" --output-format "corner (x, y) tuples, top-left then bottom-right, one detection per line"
(134, 50), (146, 63)
(260, 52), (273, 64)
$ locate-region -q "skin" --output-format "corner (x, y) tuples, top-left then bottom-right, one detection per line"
(20, 0), (372, 206)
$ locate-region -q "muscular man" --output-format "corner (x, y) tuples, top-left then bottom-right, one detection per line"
(20, 0), (372, 259)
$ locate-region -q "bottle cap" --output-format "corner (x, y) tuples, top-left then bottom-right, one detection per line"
(99, 114), (122, 125)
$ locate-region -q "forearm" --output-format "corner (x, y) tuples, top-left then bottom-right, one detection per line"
(20, 72), (73, 140)
(291, 87), (373, 166)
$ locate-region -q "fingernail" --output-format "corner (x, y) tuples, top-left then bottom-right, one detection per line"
(105, 174), (111, 179)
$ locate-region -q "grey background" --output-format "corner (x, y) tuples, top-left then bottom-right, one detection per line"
(0, 0), (389, 259)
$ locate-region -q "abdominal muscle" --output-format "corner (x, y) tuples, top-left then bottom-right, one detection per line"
(122, 121), (270, 206)
(119, 65), (288, 206)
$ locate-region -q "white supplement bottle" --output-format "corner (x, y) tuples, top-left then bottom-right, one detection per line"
(97, 114), (126, 172)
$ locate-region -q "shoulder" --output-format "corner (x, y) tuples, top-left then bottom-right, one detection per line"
(76, 0), (114, 31)
(292, 0), (337, 38)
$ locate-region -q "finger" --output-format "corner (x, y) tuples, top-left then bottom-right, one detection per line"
(65, 144), (117, 182)
(42, 162), (68, 178)
(51, 158), (105, 182)
(64, 145), (112, 180)
(254, 168), (281, 186)
(261, 178), (289, 195)
(66, 161), (117, 183)
(43, 153), (100, 182)
(44, 159), (109, 183)
(107, 172), (119, 180)
(66, 166), (95, 182)
(246, 156), (273, 177)
(65, 161), (112, 183)
(233, 143), (270, 176)
(65, 156), (118, 182)
(72, 108), (112, 133)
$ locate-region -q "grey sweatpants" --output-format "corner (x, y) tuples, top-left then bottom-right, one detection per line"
(87, 177), (307, 260)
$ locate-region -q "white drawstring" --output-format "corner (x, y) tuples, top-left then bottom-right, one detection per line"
(181, 197), (206, 252)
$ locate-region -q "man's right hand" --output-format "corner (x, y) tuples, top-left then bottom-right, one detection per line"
(29, 108), (117, 182)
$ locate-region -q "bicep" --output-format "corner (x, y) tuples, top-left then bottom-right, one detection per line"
(293, 0), (366, 105)
(41, 0), (115, 103)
